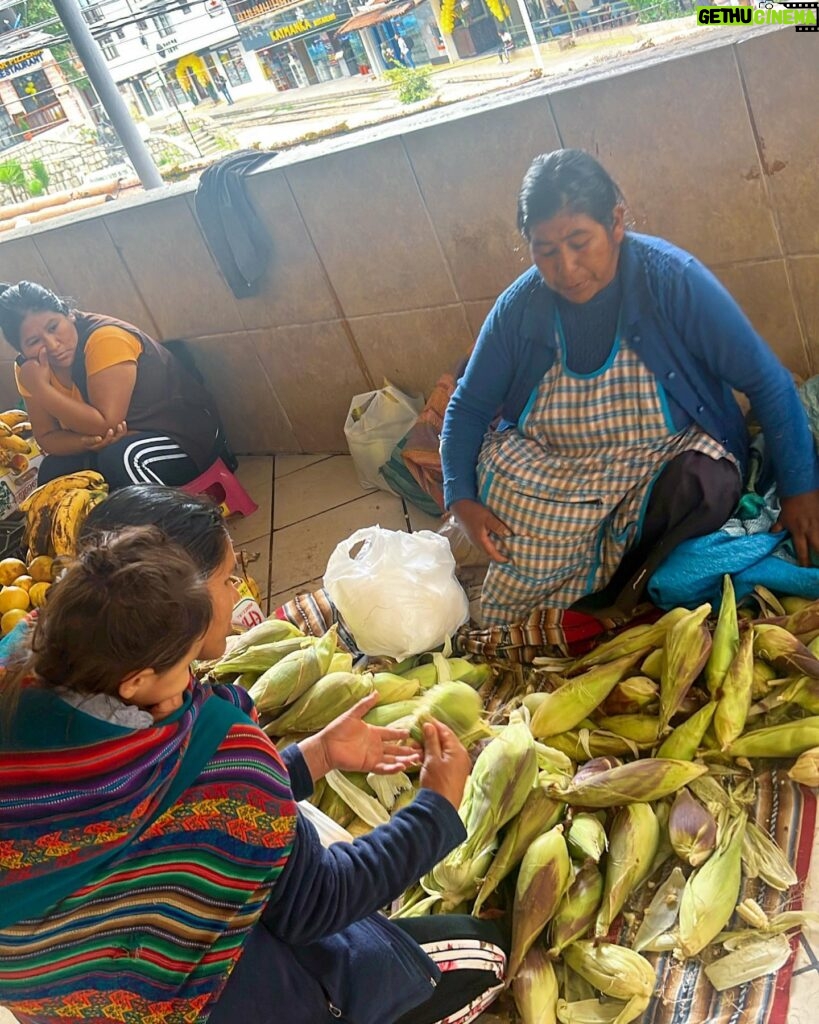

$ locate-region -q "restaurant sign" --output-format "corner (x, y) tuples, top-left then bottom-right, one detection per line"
(0, 50), (44, 80)
(240, 11), (338, 46)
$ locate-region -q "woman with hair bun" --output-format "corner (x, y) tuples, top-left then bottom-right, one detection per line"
(442, 149), (819, 626)
(0, 281), (221, 487)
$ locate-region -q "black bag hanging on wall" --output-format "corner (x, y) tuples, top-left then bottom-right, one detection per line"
(194, 150), (275, 298)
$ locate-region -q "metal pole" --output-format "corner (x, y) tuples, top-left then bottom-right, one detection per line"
(513, 0), (546, 71)
(52, 0), (164, 189)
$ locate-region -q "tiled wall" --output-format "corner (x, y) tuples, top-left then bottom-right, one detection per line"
(0, 27), (816, 454)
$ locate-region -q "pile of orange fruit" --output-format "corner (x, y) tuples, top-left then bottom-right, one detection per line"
(0, 554), (53, 634)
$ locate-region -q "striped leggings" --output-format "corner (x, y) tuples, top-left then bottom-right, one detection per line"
(37, 432), (201, 490)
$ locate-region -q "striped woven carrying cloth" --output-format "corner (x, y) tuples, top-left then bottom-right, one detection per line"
(624, 770), (815, 1024)
(0, 681), (298, 1024)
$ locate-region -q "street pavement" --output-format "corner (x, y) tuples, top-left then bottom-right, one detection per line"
(145, 16), (712, 152)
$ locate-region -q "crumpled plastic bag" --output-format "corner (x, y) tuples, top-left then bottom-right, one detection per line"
(324, 526), (469, 660)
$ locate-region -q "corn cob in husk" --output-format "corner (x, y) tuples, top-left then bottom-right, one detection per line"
(424, 716), (538, 909)
(248, 626), (337, 714)
(549, 858), (604, 955)
(221, 617), (304, 660)
(788, 745), (819, 786)
(727, 715), (819, 757)
(566, 813), (608, 863)
(370, 672), (420, 703)
(705, 575), (739, 698)
(656, 700), (716, 760)
(640, 648), (664, 682)
(213, 636), (308, 678)
(713, 627), (755, 751)
(595, 802), (659, 937)
(557, 998), (629, 1024)
(678, 810), (746, 957)
(408, 680), (484, 744)
(562, 942), (655, 1024)
(508, 824), (572, 978)
(529, 654), (645, 739)
(264, 671), (373, 734)
(593, 714), (660, 748)
(513, 945), (559, 1024)
(659, 604), (712, 732)
(546, 758), (707, 808)
(570, 607), (688, 671)
(363, 699), (420, 727)
(601, 676), (659, 716)
(667, 787), (716, 867)
(754, 623), (819, 678)
(473, 774), (565, 915)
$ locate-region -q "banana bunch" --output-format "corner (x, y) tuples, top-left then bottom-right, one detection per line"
(0, 410), (35, 471)
(21, 471), (108, 558)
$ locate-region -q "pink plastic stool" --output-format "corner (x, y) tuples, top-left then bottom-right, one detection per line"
(181, 458), (258, 518)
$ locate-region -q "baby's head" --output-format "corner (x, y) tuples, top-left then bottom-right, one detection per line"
(30, 526), (212, 719)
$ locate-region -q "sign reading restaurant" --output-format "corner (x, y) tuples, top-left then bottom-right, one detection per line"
(239, 9), (340, 47)
(0, 50), (44, 80)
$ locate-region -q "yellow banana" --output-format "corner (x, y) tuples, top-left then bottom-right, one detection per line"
(11, 421), (32, 436)
(51, 487), (106, 557)
(0, 434), (31, 453)
(21, 471), (107, 515)
(0, 410), (31, 428)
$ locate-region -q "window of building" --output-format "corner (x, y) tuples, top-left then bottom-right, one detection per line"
(153, 13), (174, 36)
(79, 0), (104, 24)
(99, 34), (119, 58)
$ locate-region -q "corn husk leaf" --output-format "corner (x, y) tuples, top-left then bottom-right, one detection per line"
(632, 865), (686, 952)
(596, 802), (659, 938)
(366, 771), (412, 810)
(548, 758), (707, 808)
(741, 819), (797, 891)
(659, 604), (712, 732)
(705, 575), (739, 698)
(789, 745), (819, 787)
(567, 812), (608, 863)
(704, 934), (791, 991)
(656, 701), (717, 761)
(557, 999), (628, 1024)
(549, 858), (604, 954)
(513, 945), (558, 1024)
(324, 769), (389, 828)
(713, 627), (755, 751)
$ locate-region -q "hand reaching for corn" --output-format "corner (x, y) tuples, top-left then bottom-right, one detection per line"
(300, 691), (422, 781)
(419, 720), (472, 810)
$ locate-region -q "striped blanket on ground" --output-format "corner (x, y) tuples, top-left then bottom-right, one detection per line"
(0, 680), (298, 1024)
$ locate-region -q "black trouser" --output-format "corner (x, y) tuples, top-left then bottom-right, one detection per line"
(392, 915), (508, 1024)
(37, 432), (201, 490)
(576, 450), (742, 617)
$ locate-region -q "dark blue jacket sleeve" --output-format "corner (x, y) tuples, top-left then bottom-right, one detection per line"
(672, 260), (819, 497)
(441, 301), (518, 508)
(262, 789), (466, 945)
(280, 743), (314, 802)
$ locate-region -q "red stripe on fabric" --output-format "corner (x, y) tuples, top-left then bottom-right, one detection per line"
(0, 727), (174, 785)
(767, 784), (816, 1024)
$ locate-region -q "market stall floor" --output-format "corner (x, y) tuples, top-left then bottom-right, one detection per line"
(1, 455), (817, 1024)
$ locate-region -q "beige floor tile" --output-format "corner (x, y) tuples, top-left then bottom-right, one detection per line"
(269, 576), (325, 612)
(789, 965), (819, 1023)
(235, 534), (271, 610)
(226, 457), (274, 545)
(270, 491), (406, 595)
(275, 454), (331, 478)
(273, 455), (376, 531)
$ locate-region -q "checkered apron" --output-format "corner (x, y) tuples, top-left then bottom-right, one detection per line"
(476, 314), (732, 625)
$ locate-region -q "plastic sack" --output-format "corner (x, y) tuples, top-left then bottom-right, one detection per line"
(344, 385), (423, 493)
(324, 526), (469, 660)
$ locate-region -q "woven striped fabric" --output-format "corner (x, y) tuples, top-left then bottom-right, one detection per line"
(0, 683), (298, 1024)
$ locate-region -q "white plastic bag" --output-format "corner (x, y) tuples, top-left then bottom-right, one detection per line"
(344, 385), (423, 493)
(324, 526), (469, 660)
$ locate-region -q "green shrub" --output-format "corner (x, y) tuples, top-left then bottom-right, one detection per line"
(383, 66), (433, 104)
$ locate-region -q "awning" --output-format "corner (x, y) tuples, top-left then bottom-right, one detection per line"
(335, 0), (418, 34)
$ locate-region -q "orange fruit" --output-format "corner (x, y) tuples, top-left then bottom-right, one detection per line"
(0, 557), (27, 586)
(1, 608), (27, 635)
(13, 574), (33, 592)
(0, 586), (29, 613)
(27, 555), (54, 583)
(28, 582), (50, 608)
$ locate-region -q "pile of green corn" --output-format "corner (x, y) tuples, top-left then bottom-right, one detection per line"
(203, 579), (819, 1024)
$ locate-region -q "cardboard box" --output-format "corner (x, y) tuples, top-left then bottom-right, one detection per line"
(0, 439), (44, 521)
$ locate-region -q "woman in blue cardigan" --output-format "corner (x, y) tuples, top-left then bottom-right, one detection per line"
(441, 149), (819, 626)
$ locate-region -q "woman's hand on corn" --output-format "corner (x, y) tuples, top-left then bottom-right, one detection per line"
(451, 498), (510, 563)
(418, 720), (472, 810)
(774, 489), (819, 567)
(306, 692), (422, 780)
